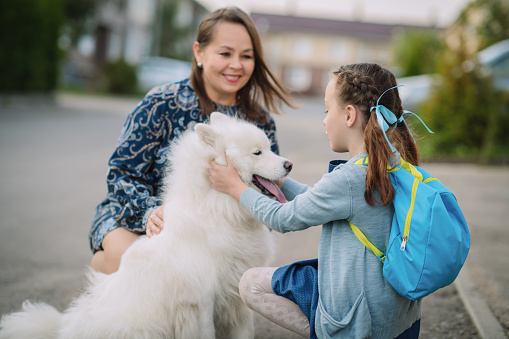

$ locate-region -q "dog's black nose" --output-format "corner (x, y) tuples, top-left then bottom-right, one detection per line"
(284, 161), (293, 173)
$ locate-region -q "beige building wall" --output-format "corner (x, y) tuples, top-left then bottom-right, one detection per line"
(252, 13), (433, 95)
(261, 33), (392, 94)
(261, 31), (395, 95)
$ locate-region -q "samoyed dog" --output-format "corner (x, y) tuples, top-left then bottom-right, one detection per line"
(0, 112), (292, 339)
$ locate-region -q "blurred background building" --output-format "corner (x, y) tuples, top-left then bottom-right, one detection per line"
(61, 0), (443, 94)
(62, 0), (208, 90)
(1, 0), (508, 162)
(250, 13), (439, 95)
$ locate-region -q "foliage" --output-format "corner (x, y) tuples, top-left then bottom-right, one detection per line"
(104, 59), (138, 95)
(0, 0), (64, 92)
(155, 0), (194, 61)
(471, 0), (509, 49)
(407, 0), (509, 163)
(417, 38), (508, 162)
(393, 30), (445, 77)
(62, 0), (97, 46)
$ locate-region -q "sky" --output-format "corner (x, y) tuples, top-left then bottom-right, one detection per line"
(197, 0), (475, 27)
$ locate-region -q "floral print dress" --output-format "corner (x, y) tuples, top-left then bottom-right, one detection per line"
(89, 78), (279, 253)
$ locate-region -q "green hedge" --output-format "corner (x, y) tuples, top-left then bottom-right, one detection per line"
(0, 0), (63, 92)
(416, 46), (509, 163)
(104, 59), (138, 95)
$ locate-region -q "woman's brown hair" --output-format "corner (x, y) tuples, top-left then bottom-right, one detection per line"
(191, 7), (295, 123)
(333, 63), (419, 206)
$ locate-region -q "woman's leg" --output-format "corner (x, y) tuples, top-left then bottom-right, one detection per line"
(239, 267), (310, 338)
(90, 228), (139, 274)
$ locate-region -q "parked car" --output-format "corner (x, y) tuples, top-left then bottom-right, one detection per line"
(478, 39), (509, 90)
(398, 39), (509, 110)
(137, 57), (192, 92)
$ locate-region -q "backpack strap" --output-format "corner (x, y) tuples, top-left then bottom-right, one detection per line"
(351, 156), (441, 255)
(349, 221), (385, 263)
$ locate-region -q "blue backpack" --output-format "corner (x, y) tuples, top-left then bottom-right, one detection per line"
(350, 157), (470, 300)
(348, 85), (470, 300)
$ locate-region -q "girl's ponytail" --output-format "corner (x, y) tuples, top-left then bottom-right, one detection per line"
(364, 112), (394, 206)
(391, 89), (419, 166)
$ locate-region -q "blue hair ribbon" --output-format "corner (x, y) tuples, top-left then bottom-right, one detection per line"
(370, 85), (433, 152)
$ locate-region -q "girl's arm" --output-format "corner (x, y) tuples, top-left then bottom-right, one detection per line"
(209, 157), (352, 233)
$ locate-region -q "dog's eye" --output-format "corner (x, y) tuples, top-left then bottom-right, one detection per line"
(253, 150), (262, 156)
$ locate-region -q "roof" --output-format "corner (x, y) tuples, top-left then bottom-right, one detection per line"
(251, 12), (439, 41)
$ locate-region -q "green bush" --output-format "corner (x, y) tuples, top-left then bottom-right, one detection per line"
(0, 0), (63, 92)
(393, 30), (445, 77)
(103, 59), (138, 95)
(417, 44), (509, 163)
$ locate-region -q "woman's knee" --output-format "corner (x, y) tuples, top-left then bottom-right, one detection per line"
(102, 228), (138, 272)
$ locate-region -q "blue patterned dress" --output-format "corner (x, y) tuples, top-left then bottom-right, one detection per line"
(89, 78), (279, 253)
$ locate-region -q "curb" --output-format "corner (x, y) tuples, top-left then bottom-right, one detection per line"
(454, 265), (507, 339)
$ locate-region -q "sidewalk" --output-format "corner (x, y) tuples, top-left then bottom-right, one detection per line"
(1, 93), (507, 338)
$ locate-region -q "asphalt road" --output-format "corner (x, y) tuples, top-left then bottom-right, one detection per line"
(0, 93), (507, 338)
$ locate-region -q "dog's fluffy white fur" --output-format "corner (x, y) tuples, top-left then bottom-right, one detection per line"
(0, 113), (293, 339)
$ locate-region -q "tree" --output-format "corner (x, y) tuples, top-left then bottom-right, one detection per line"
(62, 0), (97, 46)
(418, 38), (499, 159)
(473, 0), (509, 49)
(410, 0), (509, 163)
(393, 30), (445, 77)
(0, 0), (64, 92)
(154, 0), (194, 61)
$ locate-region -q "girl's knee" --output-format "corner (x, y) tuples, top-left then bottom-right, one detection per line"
(239, 269), (253, 304)
(239, 267), (277, 305)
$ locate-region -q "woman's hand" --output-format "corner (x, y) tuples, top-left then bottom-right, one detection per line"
(146, 205), (164, 237)
(208, 155), (248, 201)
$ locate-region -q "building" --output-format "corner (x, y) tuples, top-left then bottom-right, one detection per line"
(64, 0), (207, 89)
(251, 13), (439, 95)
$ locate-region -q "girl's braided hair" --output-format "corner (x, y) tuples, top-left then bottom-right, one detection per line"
(333, 63), (419, 206)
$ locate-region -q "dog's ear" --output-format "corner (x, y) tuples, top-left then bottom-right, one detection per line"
(210, 112), (231, 125)
(194, 123), (216, 147)
(195, 123), (227, 165)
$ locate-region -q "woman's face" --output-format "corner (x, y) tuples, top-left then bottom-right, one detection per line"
(193, 21), (255, 106)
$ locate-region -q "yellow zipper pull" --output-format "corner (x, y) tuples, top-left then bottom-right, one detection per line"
(400, 235), (408, 251)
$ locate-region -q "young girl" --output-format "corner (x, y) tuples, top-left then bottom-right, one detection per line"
(208, 63), (422, 338)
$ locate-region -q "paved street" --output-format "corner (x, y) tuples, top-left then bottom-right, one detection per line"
(0, 93), (508, 338)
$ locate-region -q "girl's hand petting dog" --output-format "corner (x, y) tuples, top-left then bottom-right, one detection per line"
(209, 155), (248, 201)
(146, 205), (164, 237)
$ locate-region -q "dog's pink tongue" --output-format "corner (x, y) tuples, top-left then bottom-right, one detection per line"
(255, 175), (287, 203)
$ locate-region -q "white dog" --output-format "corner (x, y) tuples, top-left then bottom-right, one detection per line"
(0, 113), (292, 339)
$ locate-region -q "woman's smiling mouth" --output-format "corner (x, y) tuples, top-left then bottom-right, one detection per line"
(224, 74), (241, 82)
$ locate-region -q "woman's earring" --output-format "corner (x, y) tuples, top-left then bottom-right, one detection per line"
(197, 62), (203, 68)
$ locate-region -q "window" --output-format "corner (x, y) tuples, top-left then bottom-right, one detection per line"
(285, 66), (312, 92)
(292, 38), (312, 60)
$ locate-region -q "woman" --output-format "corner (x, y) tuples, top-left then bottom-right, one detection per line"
(89, 6), (294, 274)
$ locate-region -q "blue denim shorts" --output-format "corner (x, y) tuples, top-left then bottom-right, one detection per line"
(271, 258), (319, 339)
